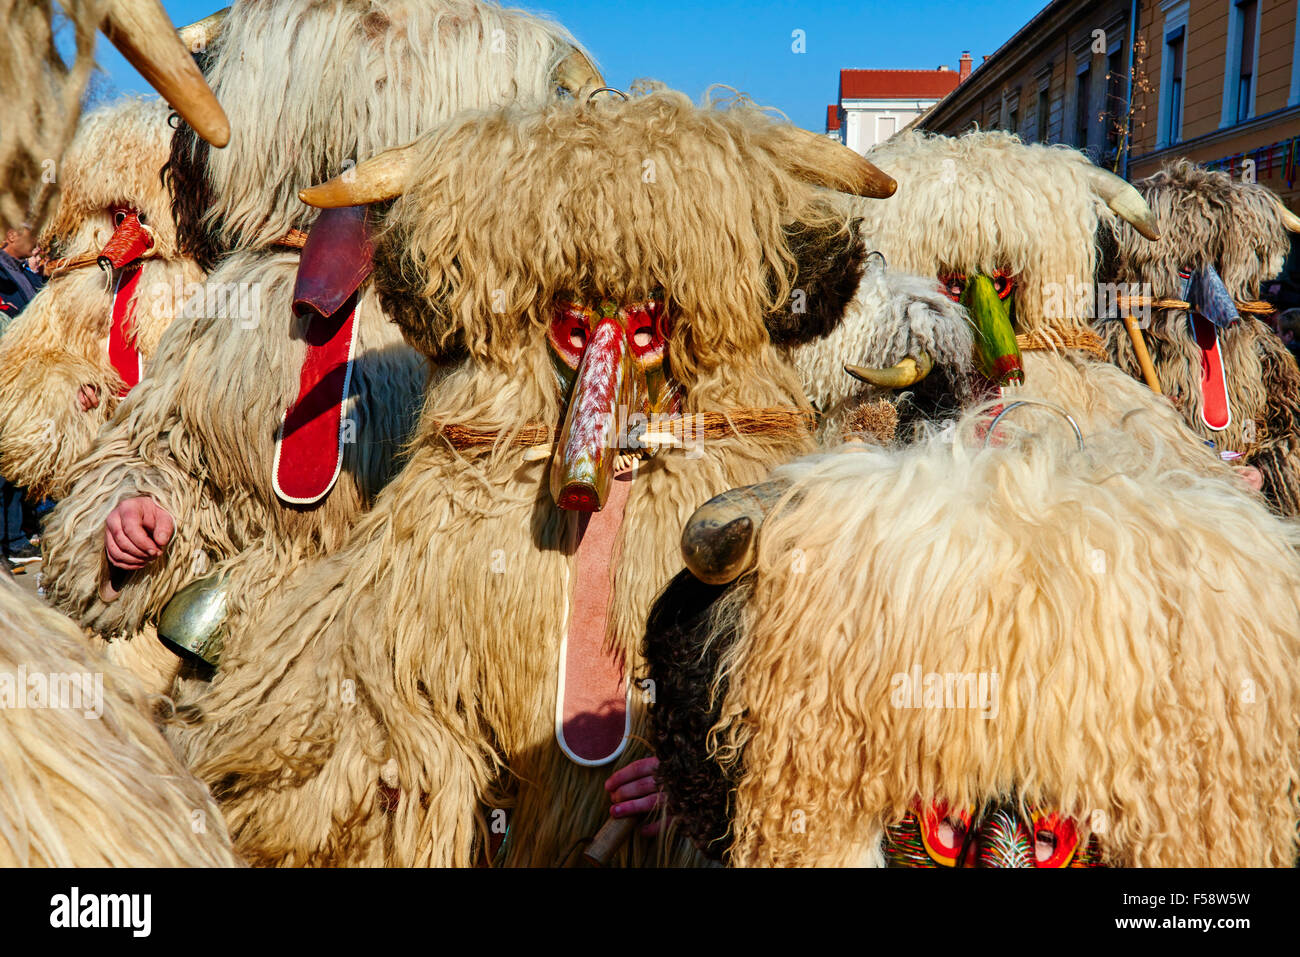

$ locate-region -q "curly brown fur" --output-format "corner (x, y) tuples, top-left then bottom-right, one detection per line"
(643, 569), (741, 860)
(763, 219), (868, 345)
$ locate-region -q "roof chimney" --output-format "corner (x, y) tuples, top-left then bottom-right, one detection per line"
(959, 51), (972, 82)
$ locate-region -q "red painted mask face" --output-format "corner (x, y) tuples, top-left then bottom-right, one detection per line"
(547, 297), (681, 511)
(938, 268), (1016, 303)
(98, 206), (154, 270)
(886, 800), (1098, 868)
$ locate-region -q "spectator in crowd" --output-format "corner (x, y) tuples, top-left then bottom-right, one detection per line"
(0, 223), (45, 322)
(0, 221), (46, 568)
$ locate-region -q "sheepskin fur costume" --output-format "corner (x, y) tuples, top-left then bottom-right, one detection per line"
(849, 131), (1245, 488)
(0, 0), (108, 231)
(788, 254), (975, 443)
(0, 97), (201, 501)
(177, 89), (875, 867)
(0, 576), (239, 866)
(647, 405), (1300, 867)
(1102, 160), (1300, 515)
(40, 1), (594, 699)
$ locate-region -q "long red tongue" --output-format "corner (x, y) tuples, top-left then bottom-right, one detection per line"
(1191, 313), (1231, 430)
(556, 469), (632, 766)
(272, 206), (373, 506)
(107, 268), (144, 396)
(97, 214), (153, 270)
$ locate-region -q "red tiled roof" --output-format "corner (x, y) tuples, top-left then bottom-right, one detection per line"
(826, 104), (841, 131)
(839, 68), (961, 101)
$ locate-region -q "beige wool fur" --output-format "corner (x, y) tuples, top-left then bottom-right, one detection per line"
(1102, 160), (1300, 515)
(0, 575), (239, 866)
(0, 98), (202, 501)
(40, 0), (595, 708)
(0, 0), (107, 231)
(705, 409), (1300, 867)
(176, 91), (874, 867)
(846, 130), (1250, 487)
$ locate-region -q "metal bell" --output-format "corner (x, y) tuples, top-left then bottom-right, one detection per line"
(157, 572), (229, 668)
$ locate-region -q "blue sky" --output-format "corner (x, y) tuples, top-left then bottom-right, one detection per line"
(95, 0), (1049, 131)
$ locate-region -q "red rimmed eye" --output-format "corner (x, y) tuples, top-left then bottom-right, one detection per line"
(992, 269), (1015, 300)
(1029, 810), (1080, 867)
(625, 299), (668, 360)
(939, 272), (966, 302)
(548, 301), (594, 368)
(112, 208), (128, 228)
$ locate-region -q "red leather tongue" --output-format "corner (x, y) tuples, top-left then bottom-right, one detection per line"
(271, 295), (359, 504)
(1191, 312), (1232, 431)
(556, 469), (633, 766)
(108, 267), (143, 397)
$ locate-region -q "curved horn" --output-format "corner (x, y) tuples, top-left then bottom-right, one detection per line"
(556, 48), (604, 97)
(1272, 195), (1300, 233)
(299, 142), (419, 208)
(102, 0), (230, 148)
(845, 352), (934, 389)
(767, 126), (896, 199)
(177, 6), (229, 53)
(681, 480), (794, 586)
(1083, 166), (1159, 241)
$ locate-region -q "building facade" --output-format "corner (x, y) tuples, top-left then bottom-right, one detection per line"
(918, 0), (1300, 209)
(826, 61), (967, 153)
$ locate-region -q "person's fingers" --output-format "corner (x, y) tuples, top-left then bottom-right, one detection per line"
(639, 818), (663, 837)
(610, 775), (659, 805)
(611, 791), (662, 818)
(118, 507), (161, 556)
(105, 535), (145, 569)
(105, 511), (149, 560)
(604, 756), (659, 793)
(147, 505), (175, 548)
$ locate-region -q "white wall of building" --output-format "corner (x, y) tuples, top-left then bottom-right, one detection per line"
(840, 97), (940, 153)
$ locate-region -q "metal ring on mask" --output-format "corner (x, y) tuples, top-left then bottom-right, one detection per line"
(584, 87), (629, 102)
(865, 249), (887, 270)
(982, 400), (1085, 452)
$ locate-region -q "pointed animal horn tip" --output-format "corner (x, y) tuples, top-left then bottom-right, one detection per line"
(844, 353), (933, 389)
(103, 0), (230, 148)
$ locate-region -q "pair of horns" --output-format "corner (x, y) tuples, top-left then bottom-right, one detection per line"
(300, 116), (896, 208)
(103, 1), (229, 147)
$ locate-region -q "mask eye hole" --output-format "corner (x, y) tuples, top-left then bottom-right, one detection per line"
(939, 272), (966, 301)
(137, 211), (147, 225)
(1034, 829), (1057, 862)
(112, 209), (127, 228)
(993, 270), (1015, 300)
(549, 301), (593, 367)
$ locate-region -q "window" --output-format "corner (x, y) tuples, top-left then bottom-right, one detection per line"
(1166, 28), (1185, 143)
(1036, 88), (1051, 141)
(1008, 106), (1019, 134)
(1075, 68), (1091, 147)
(877, 114), (897, 143)
(1235, 0), (1258, 122)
